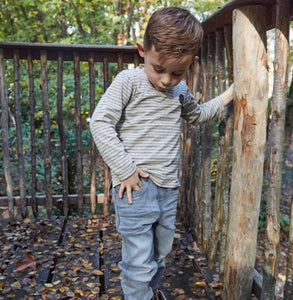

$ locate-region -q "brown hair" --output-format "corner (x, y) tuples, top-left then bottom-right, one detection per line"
(144, 7), (204, 58)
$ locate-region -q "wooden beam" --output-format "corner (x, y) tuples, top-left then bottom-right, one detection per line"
(201, 0), (293, 36)
(0, 194), (99, 207)
(223, 5), (269, 299)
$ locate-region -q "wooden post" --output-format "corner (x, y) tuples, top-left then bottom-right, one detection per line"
(13, 49), (27, 218)
(40, 50), (53, 219)
(200, 33), (215, 253)
(0, 48), (14, 220)
(73, 52), (84, 217)
(223, 6), (268, 299)
(267, 0), (291, 298)
(57, 51), (69, 218)
(89, 52), (97, 215)
(208, 29), (226, 269)
(27, 51), (38, 218)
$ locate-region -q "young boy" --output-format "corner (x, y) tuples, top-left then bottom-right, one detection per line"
(90, 7), (234, 300)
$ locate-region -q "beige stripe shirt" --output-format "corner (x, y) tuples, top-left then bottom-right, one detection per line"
(90, 67), (224, 188)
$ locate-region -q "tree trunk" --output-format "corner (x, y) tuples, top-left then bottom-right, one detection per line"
(261, 0), (290, 298)
(223, 6), (268, 299)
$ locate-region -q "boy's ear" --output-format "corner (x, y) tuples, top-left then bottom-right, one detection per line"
(136, 42), (146, 58)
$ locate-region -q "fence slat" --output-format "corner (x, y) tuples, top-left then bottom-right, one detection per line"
(40, 50), (53, 218)
(0, 48), (14, 219)
(13, 49), (26, 218)
(223, 5), (268, 298)
(73, 52), (84, 217)
(102, 55), (110, 217)
(208, 30), (226, 269)
(200, 33), (216, 253)
(263, 0), (290, 298)
(57, 51), (69, 217)
(219, 24), (234, 278)
(89, 52), (97, 214)
(27, 51), (38, 218)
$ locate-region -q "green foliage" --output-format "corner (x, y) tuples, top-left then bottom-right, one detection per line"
(0, 0), (230, 45)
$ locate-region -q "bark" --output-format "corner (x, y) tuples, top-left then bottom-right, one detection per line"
(264, 0), (291, 298)
(200, 33), (215, 253)
(0, 48), (14, 220)
(223, 6), (268, 299)
(208, 29), (226, 269)
(219, 24), (234, 279)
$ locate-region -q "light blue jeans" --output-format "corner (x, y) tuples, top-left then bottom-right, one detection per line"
(113, 177), (178, 300)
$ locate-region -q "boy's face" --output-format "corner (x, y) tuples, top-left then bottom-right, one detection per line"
(137, 42), (194, 92)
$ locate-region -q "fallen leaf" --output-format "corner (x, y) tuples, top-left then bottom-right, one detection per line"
(14, 252), (38, 272)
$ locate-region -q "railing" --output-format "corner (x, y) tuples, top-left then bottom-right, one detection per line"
(0, 42), (143, 219)
(0, 0), (293, 298)
(177, 0), (293, 299)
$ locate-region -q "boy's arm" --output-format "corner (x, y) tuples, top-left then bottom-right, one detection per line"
(219, 84), (234, 105)
(90, 71), (137, 186)
(181, 84), (234, 124)
(90, 71), (149, 204)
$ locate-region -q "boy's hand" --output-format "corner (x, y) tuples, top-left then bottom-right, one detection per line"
(119, 168), (149, 204)
(220, 83), (234, 105)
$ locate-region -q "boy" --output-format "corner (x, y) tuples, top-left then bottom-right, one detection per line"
(90, 7), (234, 300)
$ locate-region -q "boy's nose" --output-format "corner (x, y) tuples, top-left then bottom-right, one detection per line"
(161, 74), (172, 88)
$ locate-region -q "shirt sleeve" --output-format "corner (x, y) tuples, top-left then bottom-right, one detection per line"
(180, 88), (224, 124)
(90, 71), (137, 182)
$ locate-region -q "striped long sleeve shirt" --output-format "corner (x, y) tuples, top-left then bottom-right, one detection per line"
(90, 67), (224, 188)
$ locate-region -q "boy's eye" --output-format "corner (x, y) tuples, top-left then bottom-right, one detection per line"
(173, 72), (184, 77)
(153, 66), (164, 73)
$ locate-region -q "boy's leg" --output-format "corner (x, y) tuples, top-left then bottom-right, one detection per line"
(113, 178), (160, 300)
(150, 186), (178, 290)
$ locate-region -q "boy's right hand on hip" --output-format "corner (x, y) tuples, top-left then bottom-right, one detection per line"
(119, 168), (149, 204)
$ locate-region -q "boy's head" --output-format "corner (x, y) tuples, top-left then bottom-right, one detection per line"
(137, 7), (204, 92)
(144, 7), (203, 58)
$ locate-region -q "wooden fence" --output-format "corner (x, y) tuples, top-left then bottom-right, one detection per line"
(177, 0), (293, 299)
(0, 0), (293, 298)
(0, 42), (143, 219)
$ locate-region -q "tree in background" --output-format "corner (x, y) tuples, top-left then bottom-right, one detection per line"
(0, 0), (229, 45)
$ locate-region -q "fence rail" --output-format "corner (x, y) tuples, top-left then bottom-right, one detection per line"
(0, 0), (293, 298)
(0, 42), (143, 219)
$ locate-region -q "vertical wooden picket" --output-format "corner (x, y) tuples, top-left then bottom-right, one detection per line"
(223, 5), (269, 299)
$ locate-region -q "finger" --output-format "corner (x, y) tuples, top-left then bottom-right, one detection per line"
(138, 169), (149, 178)
(119, 185), (125, 199)
(127, 188), (133, 205)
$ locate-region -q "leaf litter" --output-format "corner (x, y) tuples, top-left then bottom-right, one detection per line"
(0, 214), (224, 299)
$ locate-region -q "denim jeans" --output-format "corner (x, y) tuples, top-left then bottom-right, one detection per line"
(113, 177), (178, 300)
